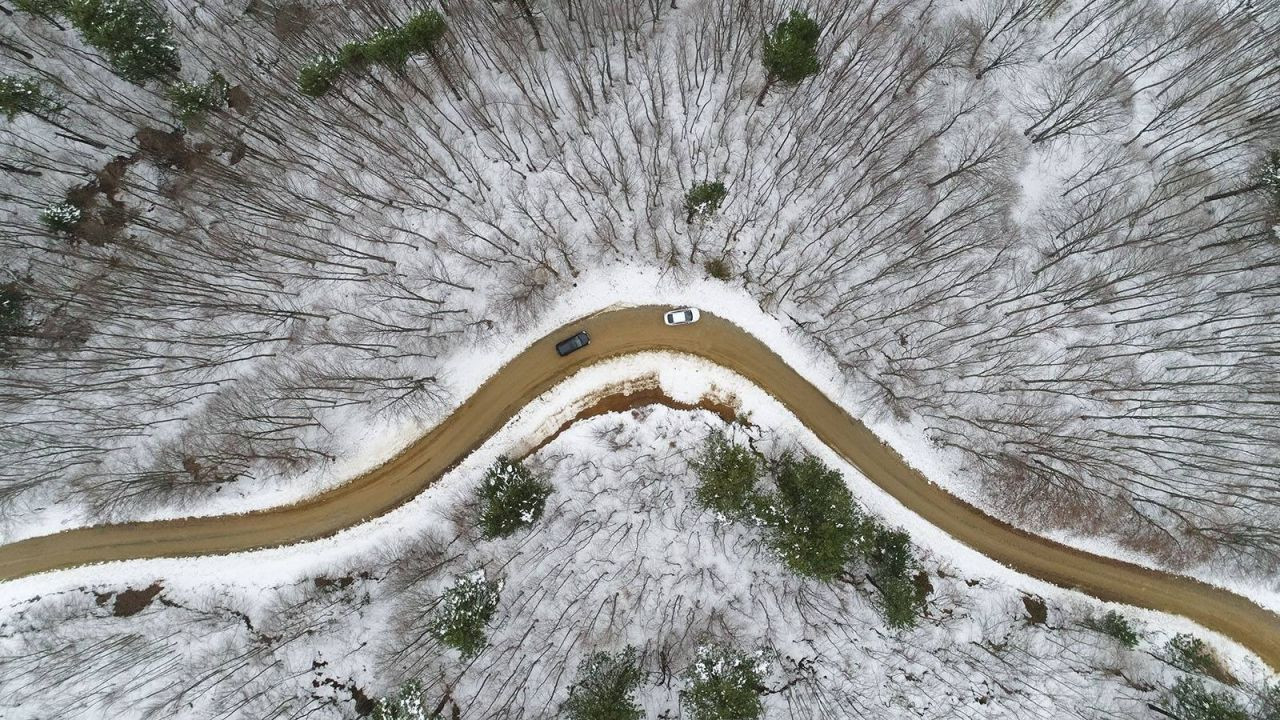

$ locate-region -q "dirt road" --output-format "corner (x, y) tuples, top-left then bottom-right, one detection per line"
(1, 307), (1277, 670)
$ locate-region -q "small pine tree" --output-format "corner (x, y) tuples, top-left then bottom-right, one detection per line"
(1260, 683), (1280, 720)
(477, 456), (553, 538)
(401, 10), (448, 56)
(1169, 677), (1248, 720)
(0, 76), (64, 120)
(0, 284), (24, 337)
(765, 451), (859, 581)
(1092, 610), (1140, 649)
(167, 73), (229, 125)
(854, 517), (925, 628)
(684, 181), (728, 223)
(427, 571), (502, 658)
(298, 55), (344, 97)
(876, 574), (925, 629)
(372, 681), (429, 720)
(1166, 633), (1217, 674)
(338, 41), (371, 70)
(39, 200), (81, 233)
(691, 431), (762, 520)
(364, 27), (415, 68)
(757, 10), (821, 105)
(1262, 149), (1280, 215)
(65, 0), (181, 85)
(681, 643), (765, 720)
(12, 0), (70, 21)
(563, 646), (645, 720)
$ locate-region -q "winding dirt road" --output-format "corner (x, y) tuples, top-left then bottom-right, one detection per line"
(1, 307), (1277, 670)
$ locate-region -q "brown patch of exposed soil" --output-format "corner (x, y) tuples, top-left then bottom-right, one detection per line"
(227, 86), (252, 114)
(135, 127), (212, 172)
(1021, 594), (1048, 625)
(113, 583), (163, 617)
(913, 570), (933, 599)
(522, 383), (742, 458)
(271, 2), (312, 42)
(314, 571), (371, 592)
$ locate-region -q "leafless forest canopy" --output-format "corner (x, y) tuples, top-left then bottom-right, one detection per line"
(1, 0), (1278, 579)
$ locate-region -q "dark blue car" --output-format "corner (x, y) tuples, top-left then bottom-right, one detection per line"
(555, 330), (590, 356)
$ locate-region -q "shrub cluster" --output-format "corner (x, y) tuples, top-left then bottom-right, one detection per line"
(0, 76), (64, 120)
(563, 646), (645, 720)
(13, 0), (70, 21)
(1262, 149), (1280, 215)
(1089, 610), (1140, 648)
(691, 431), (761, 520)
(299, 10), (447, 97)
(167, 73), (229, 125)
(684, 181), (728, 223)
(372, 681), (428, 720)
(39, 201), (81, 233)
(764, 450), (860, 581)
(477, 456), (553, 538)
(64, 0), (181, 85)
(691, 433), (926, 626)
(427, 572), (501, 658)
(0, 285), (24, 338)
(681, 643), (766, 720)
(1167, 633), (1217, 674)
(1171, 678), (1249, 720)
(854, 519), (925, 628)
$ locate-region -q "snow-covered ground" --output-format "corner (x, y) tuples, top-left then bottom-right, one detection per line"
(6, 268), (1277, 611)
(1, 396), (1274, 719)
(2, 0), (1278, 687)
(2, 352), (1276, 719)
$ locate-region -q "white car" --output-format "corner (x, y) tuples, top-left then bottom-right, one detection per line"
(664, 307), (701, 326)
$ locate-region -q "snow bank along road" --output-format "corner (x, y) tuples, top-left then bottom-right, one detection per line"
(0, 307), (1277, 670)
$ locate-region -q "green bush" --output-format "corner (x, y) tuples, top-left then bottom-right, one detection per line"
(427, 572), (501, 658)
(1092, 610), (1140, 649)
(691, 431), (761, 520)
(1260, 683), (1280, 720)
(39, 200), (81, 233)
(0, 76), (64, 120)
(1262, 149), (1280, 214)
(681, 643), (765, 720)
(1166, 633), (1216, 674)
(765, 451), (860, 581)
(684, 181), (727, 223)
(167, 73), (229, 125)
(13, 0), (70, 20)
(854, 516), (925, 628)
(401, 10), (447, 55)
(299, 55), (344, 97)
(372, 681), (428, 720)
(762, 11), (821, 85)
(876, 574), (925, 629)
(364, 27), (415, 67)
(0, 285), (24, 337)
(858, 522), (914, 578)
(477, 456), (552, 538)
(304, 11), (448, 97)
(65, 0), (181, 85)
(1169, 677), (1248, 720)
(563, 646), (645, 720)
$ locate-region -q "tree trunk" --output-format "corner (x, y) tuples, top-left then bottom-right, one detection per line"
(1203, 182), (1264, 203)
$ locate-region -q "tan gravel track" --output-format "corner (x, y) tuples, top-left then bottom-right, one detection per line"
(0, 306), (1276, 670)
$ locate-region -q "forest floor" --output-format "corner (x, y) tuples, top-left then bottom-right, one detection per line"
(1, 306), (1276, 671)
